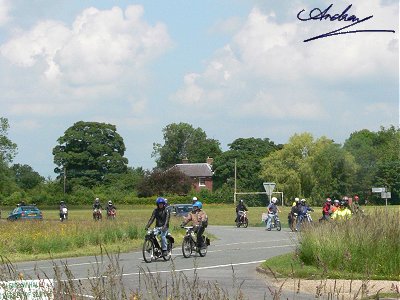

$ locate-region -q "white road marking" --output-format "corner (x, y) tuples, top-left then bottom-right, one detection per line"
(65, 244), (294, 282)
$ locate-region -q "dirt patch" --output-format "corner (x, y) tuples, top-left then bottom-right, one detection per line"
(257, 267), (400, 299)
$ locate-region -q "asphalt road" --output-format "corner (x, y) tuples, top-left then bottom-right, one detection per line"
(12, 225), (314, 299)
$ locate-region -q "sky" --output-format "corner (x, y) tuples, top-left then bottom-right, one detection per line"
(0, 0), (398, 178)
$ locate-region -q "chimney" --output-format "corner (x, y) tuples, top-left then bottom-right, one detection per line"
(182, 158), (189, 164)
(206, 157), (213, 165)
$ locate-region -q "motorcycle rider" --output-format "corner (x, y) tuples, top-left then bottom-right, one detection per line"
(92, 197), (102, 219)
(181, 201), (208, 249)
(59, 201), (68, 221)
(266, 197), (281, 231)
(296, 198), (314, 231)
(331, 200), (352, 220)
(292, 197), (300, 207)
(106, 200), (117, 217)
(145, 197), (170, 256)
(288, 199), (301, 229)
(318, 198), (332, 222)
(235, 199), (248, 223)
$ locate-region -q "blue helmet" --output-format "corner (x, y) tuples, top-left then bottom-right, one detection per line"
(156, 197), (166, 205)
(193, 201), (202, 209)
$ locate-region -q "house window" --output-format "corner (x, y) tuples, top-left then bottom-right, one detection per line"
(199, 177), (206, 186)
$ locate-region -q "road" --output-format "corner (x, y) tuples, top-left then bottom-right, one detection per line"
(12, 225), (313, 299)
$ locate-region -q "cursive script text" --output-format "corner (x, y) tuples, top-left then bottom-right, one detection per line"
(297, 4), (395, 42)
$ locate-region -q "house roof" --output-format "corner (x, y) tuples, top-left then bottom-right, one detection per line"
(173, 163), (213, 177)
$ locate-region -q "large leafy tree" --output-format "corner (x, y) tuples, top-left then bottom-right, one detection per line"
(0, 117), (18, 198)
(11, 164), (44, 190)
(213, 137), (280, 192)
(137, 168), (192, 197)
(344, 126), (400, 203)
(53, 121), (128, 188)
(0, 117), (17, 163)
(260, 133), (358, 205)
(152, 122), (222, 169)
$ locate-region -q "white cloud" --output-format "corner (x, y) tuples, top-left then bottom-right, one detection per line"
(0, 0), (11, 26)
(172, 1), (398, 124)
(0, 5), (172, 117)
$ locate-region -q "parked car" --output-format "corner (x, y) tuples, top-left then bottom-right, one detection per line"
(167, 204), (193, 217)
(8, 205), (43, 221)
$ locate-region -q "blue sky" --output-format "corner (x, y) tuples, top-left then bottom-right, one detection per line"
(0, 0), (398, 178)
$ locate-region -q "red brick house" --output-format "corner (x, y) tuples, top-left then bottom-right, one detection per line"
(173, 157), (214, 192)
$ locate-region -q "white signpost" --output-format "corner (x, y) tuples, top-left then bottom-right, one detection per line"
(263, 182), (276, 203)
(372, 187), (390, 206)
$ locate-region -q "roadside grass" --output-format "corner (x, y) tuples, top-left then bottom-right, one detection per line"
(261, 208), (400, 281)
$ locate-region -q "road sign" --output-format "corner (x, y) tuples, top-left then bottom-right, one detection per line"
(372, 187), (385, 193)
(263, 182), (276, 198)
(381, 192), (391, 199)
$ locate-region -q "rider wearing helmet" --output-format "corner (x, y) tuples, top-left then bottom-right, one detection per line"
(181, 201), (208, 249)
(145, 197), (171, 256)
(296, 198), (314, 231)
(350, 195), (361, 214)
(106, 200), (117, 216)
(319, 198), (332, 222)
(292, 197), (300, 207)
(331, 200), (352, 220)
(266, 197), (281, 231)
(93, 197), (102, 210)
(59, 201), (68, 221)
(235, 199), (248, 223)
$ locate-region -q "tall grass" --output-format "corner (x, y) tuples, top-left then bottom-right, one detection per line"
(297, 208), (400, 280)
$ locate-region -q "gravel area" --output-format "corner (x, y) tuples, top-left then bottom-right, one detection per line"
(257, 267), (400, 299)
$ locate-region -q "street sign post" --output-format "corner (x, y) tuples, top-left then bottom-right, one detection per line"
(263, 182), (276, 203)
(372, 187), (385, 193)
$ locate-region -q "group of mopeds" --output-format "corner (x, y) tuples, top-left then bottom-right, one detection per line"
(142, 225), (210, 263)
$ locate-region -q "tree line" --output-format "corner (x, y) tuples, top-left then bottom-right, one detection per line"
(0, 117), (399, 207)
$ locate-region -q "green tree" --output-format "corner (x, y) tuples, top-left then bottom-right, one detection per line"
(344, 126), (400, 204)
(152, 122), (222, 169)
(53, 121), (128, 189)
(0, 117), (18, 163)
(137, 168), (192, 197)
(213, 138), (280, 192)
(11, 164), (45, 190)
(260, 133), (358, 205)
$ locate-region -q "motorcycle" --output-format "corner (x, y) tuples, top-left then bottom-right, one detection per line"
(60, 207), (68, 222)
(181, 226), (210, 258)
(93, 208), (102, 221)
(107, 208), (116, 220)
(265, 213), (281, 231)
(142, 227), (174, 263)
(236, 210), (249, 228)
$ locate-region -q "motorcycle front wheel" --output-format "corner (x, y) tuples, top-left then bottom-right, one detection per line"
(198, 236), (208, 257)
(182, 236), (193, 258)
(163, 239), (172, 261)
(243, 218), (248, 228)
(275, 219), (281, 231)
(142, 239), (154, 263)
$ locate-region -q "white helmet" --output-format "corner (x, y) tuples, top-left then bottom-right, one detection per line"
(108, 200), (112, 205)
(192, 197), (197, 201)
(300, 198), (306, 202)
(295, 197), (300, 202)
(271, 197), (278, 203)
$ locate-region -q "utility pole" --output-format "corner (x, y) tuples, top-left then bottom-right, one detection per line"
(234, 159), (237, 205)
(63, 167), (66, 195)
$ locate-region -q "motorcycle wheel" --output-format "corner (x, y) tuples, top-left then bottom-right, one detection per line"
(236, 221), (241, 228)
(142, 239), (154, 263)
(243, 218), (248, 228)
(276, 220), (282, 231)
(182, 236), (192, 258)
(198, 236), (208, 257)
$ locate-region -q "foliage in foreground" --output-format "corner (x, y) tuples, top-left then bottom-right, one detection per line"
(263, 208), (400, 281)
